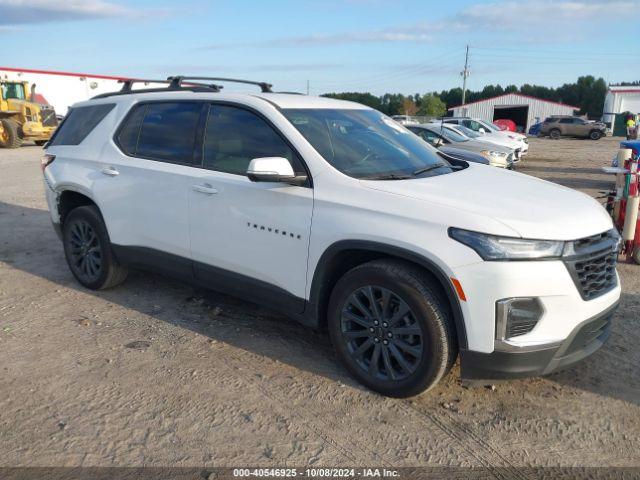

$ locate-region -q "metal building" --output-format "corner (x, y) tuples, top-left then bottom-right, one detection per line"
(603, 85), (640, 127)
(448, 93), (578, 133)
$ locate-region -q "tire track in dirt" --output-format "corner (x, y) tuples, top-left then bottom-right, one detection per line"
(400, 401), (533, 480)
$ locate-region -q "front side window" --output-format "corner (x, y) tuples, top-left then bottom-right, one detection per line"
(203, 105), (300, 176)
(49, 103), (115, 146)
(559, 118), (573, 124)
(135, 102), (202, 164)
(283, 109), (452, 179)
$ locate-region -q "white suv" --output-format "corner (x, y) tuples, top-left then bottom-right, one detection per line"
(42, 77), (621, 397)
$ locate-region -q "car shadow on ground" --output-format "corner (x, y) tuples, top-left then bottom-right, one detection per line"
(1, 199), (639, 405)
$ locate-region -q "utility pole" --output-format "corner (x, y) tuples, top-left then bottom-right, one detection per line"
(461, 45), (470, 105)
(306, 80), (310, 95)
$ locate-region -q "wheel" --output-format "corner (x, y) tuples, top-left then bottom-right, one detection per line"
(0, 118), (23, 148)
(328, 259), (457, 398)
(633, 247), (640, 265)
(589, 130), (602, 140)
(35, 140), (48, 146)
(62, 205), (128, 290)
(549, 129), (561, 140)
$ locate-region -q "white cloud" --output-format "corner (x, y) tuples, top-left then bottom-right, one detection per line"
(0, 0), (164, 25)
(200, 0), (640, 49)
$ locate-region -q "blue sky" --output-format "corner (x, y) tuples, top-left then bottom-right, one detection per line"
(1, 0), (639, 95)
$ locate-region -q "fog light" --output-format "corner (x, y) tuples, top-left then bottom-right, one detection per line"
(496, 298), (544, 340)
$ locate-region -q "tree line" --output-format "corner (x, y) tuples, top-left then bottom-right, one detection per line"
(323, 75), (624, 119)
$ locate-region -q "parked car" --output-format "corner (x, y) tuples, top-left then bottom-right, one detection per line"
(441, 117), (529, 156)
(407, 123), (514, 168)
(528, 122), (542, 136)
(443, 124), (525, 162)
(438, 146), (490, 165)
(539, 116), (606, 140)
(42, 79), (621, 397)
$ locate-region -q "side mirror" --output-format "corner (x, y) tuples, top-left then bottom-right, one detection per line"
(247, 157), (307, 186)
(433, 138), (444, 147)
(478, 128), (486, 133)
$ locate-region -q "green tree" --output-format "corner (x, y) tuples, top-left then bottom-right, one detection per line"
(321, 92), (382, 111)
(418, 94), (447, 117)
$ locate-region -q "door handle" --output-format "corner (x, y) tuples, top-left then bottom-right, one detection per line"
(101, 166), (119, 177)
(193, 183), (218, 195)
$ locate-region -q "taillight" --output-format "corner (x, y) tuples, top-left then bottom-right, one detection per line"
(41, 153), (55, 173)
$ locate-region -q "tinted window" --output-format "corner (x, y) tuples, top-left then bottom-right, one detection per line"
(136, 102), (202, 164)
(116, 104), (147, 156)
(49, 103), (115, 146)
(203, 105), (299, 176)
(559, 118), (574, 124)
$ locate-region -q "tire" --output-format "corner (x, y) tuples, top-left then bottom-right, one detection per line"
(0, 118), (23, 148)
(62, 205), (128, 290)
(633, 247), (640, 265)
(549, 129), (561, 140)
(328, 259), (457, 398)
(589, 130), (602, 140)
(35, 140), (47, 146)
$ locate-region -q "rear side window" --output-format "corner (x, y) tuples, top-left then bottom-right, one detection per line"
(116, 104), (147, 156)
(136, 102), (202, 164)
(49, 103), (115, 146)
(116, 102), (203, 165)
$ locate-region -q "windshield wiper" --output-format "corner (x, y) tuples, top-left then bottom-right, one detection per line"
(363, 173), (413, 180)
(412, 163), (449, 176)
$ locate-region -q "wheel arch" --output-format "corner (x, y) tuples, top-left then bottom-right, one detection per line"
(306, 240), (468, 349)
(57, 188), (100, 225)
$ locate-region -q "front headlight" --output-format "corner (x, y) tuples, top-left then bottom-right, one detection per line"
(480, 150), (507, 161)
(449, 228), (565, 260)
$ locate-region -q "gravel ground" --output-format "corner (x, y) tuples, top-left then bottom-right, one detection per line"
(0, 137), (638, 471)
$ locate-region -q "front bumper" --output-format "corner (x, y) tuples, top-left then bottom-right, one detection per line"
(460, 301), (618, 381)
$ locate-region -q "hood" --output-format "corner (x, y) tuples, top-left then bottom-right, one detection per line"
(361, 163), (613, 241)
(451, 138), (512, 154)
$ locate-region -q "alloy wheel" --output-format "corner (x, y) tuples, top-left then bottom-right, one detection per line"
(341, 286), (423, 381)
(68, 219), (103, 283)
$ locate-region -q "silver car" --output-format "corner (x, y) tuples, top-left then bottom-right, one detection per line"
(406, 124), (514, 168)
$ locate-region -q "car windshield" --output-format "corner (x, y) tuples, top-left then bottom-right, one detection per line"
(282, 109), (453, 179)
(455, 125), (482, 138)
(440, 126), (469, 142)
(477, 119), (500, 132)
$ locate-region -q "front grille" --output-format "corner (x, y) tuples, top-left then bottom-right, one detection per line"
(39, 107), (58, 127)
(563, 230), (619, 301)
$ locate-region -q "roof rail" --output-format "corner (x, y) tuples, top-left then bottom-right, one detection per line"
(118, 78), (170, 93)
(91, 77), (224, 99)
(167, 76), (273, 93)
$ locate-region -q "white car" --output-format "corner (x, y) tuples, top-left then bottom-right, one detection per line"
(42, 77), (621, 397)
(444, 117), (529, 156)
(445, 124), (525, 162)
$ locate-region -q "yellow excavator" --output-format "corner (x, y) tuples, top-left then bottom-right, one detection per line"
(0, 79), (58, 148)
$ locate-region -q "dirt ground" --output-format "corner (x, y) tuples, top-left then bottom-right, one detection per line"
(0, 137), (638, 471)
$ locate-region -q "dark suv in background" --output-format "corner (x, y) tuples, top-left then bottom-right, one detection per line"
(539, 116), (606, 140)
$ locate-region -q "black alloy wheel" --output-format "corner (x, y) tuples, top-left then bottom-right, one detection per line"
(328, 259), (457, 397)
(67, 218), (103, 284)
(62, 205), (128, 290)
(341, 285), (423, 381)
